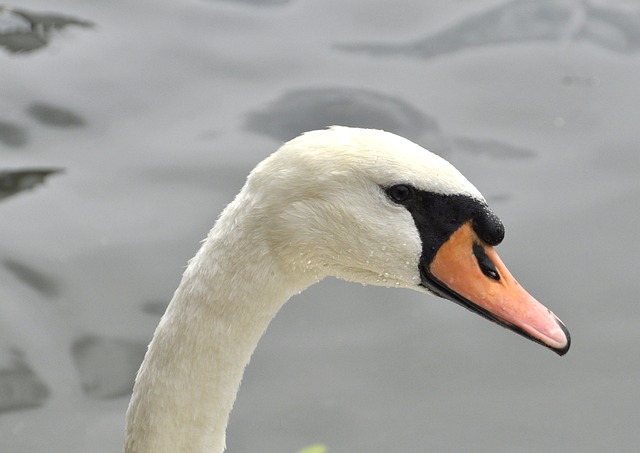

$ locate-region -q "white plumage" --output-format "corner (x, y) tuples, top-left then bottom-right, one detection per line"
(124, 126), (568, 452)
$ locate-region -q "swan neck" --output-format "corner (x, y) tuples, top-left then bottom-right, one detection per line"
(124, 205), (307, 453)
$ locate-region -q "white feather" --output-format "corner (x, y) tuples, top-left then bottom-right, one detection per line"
(124, 127), (483, 453)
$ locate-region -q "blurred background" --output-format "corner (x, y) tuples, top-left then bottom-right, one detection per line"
(1, 0), (639, 451)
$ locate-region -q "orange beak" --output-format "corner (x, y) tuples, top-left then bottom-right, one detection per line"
(421, 222), (570, 355)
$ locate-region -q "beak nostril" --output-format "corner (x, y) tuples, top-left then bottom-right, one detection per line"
(472, 243), (500, 281)
(482, 266), (500, 281)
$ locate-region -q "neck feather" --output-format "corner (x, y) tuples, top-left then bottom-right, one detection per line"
(124, 196), (310, 453)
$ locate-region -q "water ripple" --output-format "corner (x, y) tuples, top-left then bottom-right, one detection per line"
(337, 0), (640, 59)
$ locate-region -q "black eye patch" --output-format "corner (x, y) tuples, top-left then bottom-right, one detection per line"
(381, 184), (504, 268)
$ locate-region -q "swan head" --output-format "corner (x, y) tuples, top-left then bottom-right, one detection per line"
(246, 126), (570, 355)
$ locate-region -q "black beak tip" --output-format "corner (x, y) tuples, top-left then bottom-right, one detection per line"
(552, 319), (571, 356)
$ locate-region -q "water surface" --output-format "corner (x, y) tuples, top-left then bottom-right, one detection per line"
(1, 1), (639, 452)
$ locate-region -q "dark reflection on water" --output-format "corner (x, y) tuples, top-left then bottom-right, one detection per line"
(337, 0), (640, 59)
(3, 258), (60, 298)
(0, 165), (62, 416)
(0, 168), (62, 201)
(0, 103), (85, 150)
(0, 350), (49, 413)
(27, 103), (85, 128)
(0, 6), (92, 54)
(71, 335), (147, 400)
(245, 87), (436, 143)
(246, 86), (538, 161)
(0, 121), (27, 148)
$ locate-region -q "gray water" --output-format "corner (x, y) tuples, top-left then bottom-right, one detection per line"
(1, 1), (639, 452)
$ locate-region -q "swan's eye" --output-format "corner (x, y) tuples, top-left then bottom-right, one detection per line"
(386, 185), (412, 203)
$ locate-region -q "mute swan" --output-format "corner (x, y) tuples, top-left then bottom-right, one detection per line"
(124, 126), (570, 453)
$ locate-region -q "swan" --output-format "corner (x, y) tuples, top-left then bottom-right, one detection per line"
(124, 126), (570, 453)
